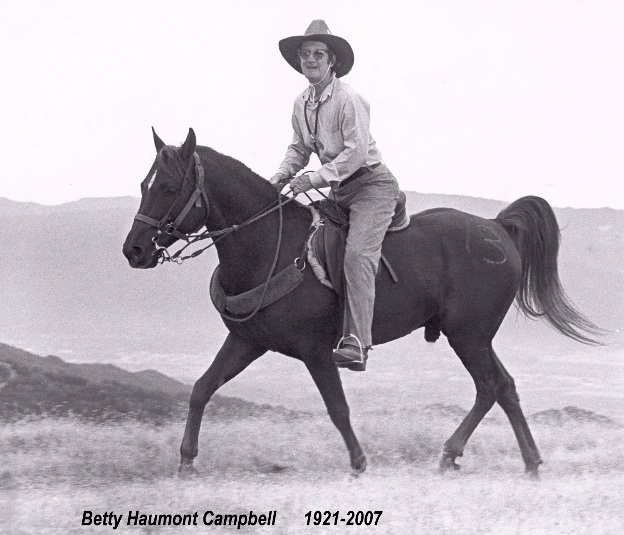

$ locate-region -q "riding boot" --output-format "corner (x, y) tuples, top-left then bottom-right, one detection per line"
(333, 343), (369, 372)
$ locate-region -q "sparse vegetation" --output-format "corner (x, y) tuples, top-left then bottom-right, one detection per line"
(1, 344), (622, 533)
(2, 412), (623, 534)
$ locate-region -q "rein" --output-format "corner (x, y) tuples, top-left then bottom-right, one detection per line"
(156, 191), (298, 265)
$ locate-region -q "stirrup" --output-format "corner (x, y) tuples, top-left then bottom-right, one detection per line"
(333, 335), (368, 371)
(335, 334), (364, 355)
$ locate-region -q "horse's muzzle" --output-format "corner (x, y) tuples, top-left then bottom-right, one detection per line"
(122, 241), (159, 269)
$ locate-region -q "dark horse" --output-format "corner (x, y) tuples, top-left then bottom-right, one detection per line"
(123, 128), (601, 477)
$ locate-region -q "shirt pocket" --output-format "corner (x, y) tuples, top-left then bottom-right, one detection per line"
(321, 98), (342, 134)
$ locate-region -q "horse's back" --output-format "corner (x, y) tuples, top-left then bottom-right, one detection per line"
(372, 208), (521, 344)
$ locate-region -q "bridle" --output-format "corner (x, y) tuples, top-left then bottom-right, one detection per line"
(134, 152), (209, 245)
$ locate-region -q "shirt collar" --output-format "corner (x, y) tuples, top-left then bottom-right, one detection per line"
(302, 73), (337, 103)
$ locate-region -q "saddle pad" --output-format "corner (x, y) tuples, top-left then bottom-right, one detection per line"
(307, 220), (346, 293)
(210, 264), (304, 316)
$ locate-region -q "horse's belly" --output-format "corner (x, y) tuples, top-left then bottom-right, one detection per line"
(371, 232), (438, 344)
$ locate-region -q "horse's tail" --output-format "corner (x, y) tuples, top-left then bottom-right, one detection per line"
(496, 195), (603, 345)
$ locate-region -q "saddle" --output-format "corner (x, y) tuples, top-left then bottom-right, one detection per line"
(306, 191), (410, 295)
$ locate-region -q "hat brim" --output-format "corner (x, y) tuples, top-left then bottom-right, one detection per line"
(279, 34), (354, 78)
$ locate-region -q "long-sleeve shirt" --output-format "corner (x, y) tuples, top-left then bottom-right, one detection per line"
(275, 75), (383, 189)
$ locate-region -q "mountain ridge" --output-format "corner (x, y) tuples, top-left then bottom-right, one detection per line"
(2, 192), (621, 213)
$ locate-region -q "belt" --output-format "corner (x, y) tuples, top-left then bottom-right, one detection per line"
(338, 162), (383, 188)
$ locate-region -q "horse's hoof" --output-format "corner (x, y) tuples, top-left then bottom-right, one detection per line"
(351, 453), (367, 474)
(524, 457), (542, 480)
(439, 456), (461, 473)
(525, 465), (541, 481)
(525, 470), (540, 481)
(178, 462), (200, 478)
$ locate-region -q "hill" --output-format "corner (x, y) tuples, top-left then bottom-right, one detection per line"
(0, 343), (304, 422)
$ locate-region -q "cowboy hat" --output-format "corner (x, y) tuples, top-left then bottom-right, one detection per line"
(278, 20), (354, 78)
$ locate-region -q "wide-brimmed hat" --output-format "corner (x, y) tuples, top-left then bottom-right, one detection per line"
(279, 20), (354, 78)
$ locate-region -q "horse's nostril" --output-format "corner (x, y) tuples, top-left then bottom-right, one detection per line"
(129, 246), (144, 263)
(123, 243), (141, 261)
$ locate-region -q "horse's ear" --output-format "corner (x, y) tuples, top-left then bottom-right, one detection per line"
(180, 128), (197, 160)
(152, 127), (165, 153)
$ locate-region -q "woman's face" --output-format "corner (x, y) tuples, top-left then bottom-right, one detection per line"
(298, 40), (334, 84)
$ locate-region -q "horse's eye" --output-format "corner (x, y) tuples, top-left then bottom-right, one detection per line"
(164, 184), (179, 196)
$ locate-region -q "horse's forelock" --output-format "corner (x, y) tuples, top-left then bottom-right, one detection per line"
(155, 145), (188, 178)
(157, 145), (179, 164)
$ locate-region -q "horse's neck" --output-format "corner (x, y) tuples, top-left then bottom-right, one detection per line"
(214, 202), (309, 295)
(214, 216), (279, 289)
(201, 151), (309, 294)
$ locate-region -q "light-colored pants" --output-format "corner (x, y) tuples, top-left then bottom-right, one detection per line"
(330, 165), (400, 347)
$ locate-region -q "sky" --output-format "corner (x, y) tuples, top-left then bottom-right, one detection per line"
(1, 0), (623, 209)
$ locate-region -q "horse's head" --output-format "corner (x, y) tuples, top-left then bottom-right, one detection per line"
(123, 128), (209, 268)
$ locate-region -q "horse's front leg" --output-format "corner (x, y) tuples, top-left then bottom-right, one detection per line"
(304, 351), (367, 473)
(179, 332), (266, 475)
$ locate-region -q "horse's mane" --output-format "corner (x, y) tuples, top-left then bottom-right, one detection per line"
(156, 144), (262, 182)
(196, 145), (311, 222)
(197, 145), (267, 184)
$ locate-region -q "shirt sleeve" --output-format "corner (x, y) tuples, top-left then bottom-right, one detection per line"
(309, 93), (370, 188)
(276, 102), (313, 178)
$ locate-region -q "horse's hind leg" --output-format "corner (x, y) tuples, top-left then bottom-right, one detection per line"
(440, 337), (498, 472)
(492, 351), (542, 477)
(179, 332), (265, 474)
(441, 336), (542, 475)
(304, 352), (367, 473)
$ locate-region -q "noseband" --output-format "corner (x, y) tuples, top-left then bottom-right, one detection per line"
(134, 152), (209, 242)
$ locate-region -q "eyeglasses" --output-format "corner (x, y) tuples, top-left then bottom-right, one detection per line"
(298, 49), (330, 61)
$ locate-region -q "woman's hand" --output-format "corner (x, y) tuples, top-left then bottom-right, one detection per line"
(269, 174), (291, 191)
(289, 174), (314, 196)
